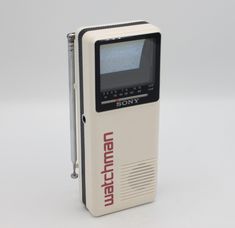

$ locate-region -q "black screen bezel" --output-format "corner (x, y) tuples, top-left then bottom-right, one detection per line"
(95, 32), (161, 112)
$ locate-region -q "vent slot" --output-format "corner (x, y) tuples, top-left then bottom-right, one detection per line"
(120, 158), (156, 201)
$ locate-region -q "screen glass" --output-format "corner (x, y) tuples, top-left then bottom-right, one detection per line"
(99, 37), (157, 91)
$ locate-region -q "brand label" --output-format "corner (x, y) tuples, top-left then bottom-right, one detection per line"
(116, 98), (139, 107)
(101, 132), (114, 207)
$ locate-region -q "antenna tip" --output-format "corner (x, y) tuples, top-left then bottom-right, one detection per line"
(67, 32), (75, 41)
(71, 172), (78, 179)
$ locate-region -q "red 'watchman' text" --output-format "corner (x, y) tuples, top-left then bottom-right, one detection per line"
(101, 132), (114, 207)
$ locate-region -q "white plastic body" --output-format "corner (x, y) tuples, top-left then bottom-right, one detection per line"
(74, 22), (160, 216)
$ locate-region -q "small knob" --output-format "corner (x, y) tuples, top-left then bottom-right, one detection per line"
(71, 163), (78, 179)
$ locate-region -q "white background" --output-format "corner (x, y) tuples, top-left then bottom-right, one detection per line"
(0, 0), (235, 227)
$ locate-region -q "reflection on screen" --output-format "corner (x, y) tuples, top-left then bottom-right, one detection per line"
(100, 39), (145, 74)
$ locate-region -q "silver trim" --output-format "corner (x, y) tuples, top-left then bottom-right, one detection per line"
(101, 94), (148, 104)
(67, 32), (78, 179)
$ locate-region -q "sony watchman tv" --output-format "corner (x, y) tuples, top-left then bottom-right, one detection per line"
(67, 21), (161, 216)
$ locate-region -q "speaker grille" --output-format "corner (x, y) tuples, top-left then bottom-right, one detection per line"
(119, 158), (156, 201)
